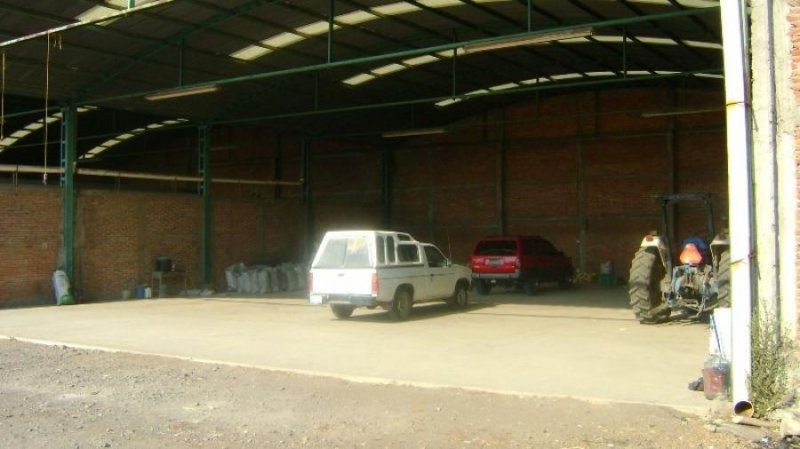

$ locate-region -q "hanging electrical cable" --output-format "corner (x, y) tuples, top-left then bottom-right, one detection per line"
(42, 33), (61, 185)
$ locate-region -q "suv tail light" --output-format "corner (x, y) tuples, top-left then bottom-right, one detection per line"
(307, 273), (313, 292)
(679, 243), (703, 265)
(371, 273), (379, 295)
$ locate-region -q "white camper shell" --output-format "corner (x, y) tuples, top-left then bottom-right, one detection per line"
(308, 230), (471, 320)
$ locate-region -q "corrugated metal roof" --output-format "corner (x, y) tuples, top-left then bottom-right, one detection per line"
(0, 0), (722, 159)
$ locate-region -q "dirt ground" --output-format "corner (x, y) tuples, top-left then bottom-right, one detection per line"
(0, 339), (765, 449)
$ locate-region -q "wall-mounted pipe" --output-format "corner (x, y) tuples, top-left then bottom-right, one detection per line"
(0, 164), (302, 187)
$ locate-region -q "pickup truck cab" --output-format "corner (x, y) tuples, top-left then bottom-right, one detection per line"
(308, 230), (472, 320)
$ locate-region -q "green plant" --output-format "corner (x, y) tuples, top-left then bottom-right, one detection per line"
(749, 312), (795, 418)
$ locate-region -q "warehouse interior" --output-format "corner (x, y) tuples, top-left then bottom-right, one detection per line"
(0, 0), (727, 304)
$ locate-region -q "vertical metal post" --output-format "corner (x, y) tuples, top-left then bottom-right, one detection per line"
(198, 125), (212, 287)
(327, 0), (335, 63)
(302, 139), (314, 260)
(527, 0), (533, 32)
(622, 29), (628, 77)
(576, 138), (586, 272)
(451, 47), (457, 98)
(496, 111), (506, 235)
(178, 39), (184, 86)
(381, 147), (392, 227)
(61, 104), (77, 282)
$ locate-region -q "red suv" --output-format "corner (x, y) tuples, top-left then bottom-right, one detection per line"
(470, 235), (574, 295)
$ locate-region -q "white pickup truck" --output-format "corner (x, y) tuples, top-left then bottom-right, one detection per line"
(308, 230), (472, 320)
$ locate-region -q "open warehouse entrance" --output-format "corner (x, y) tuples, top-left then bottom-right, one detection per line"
(0, 0), (797, 418)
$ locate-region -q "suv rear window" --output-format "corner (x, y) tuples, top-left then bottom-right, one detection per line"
(474, 240), (517, 255)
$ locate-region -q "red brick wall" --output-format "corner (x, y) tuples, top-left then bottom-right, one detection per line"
(388, 88), (727, 277)
(0, 186), (61, 305)
(0, 88), (728, 305)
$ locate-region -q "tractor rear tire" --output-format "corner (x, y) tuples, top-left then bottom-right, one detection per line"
(628, 248), (670, 324)
(716, 250), (730, 308)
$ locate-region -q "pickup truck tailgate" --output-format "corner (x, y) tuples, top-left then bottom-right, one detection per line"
(311, 268), (375, 295)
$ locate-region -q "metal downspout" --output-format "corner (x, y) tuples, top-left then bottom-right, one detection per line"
(720, 0), (755, 409)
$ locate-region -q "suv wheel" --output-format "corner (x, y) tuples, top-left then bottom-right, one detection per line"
(523, 278), (539, 296)
(475, 280), (492, 295)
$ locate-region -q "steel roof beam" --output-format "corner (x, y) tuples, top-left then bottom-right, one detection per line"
(617, 0), (710, 62)
(665, 0), (720, 41)
(0, 4), (269, 97)
(564, 0), (690, 71)
(212, 69), (723, 128)
(76, 0), (281, 99)
(71, 7), (719, 106)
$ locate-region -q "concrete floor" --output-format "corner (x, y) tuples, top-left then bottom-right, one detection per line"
(0, 286), (713, 412)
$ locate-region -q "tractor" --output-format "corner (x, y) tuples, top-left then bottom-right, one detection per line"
(628, 193), (730, 323)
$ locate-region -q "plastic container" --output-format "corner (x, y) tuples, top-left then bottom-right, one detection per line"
(598, 262), (615, 287)
(703, 354), (729, 400)
(52, 270), (75, 305)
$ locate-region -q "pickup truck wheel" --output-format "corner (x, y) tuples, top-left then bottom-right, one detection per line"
(330, 304), (355, 319)
(390, 290), (412, 321)
(449, 283), (469, 309)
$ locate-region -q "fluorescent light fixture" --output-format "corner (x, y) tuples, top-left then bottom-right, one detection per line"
(695, 73), (724, 79)
(382, 127), (446, 138)
(463, 27), (593, 54)
(145, 84), (219, 101)
(641, 107), (724, 118)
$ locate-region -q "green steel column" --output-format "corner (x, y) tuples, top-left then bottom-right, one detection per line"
(198, 125), (212, 287)
(381, 147), (392, 227)
(302, 139), (314, 260)
(61, 104), (77, 284)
